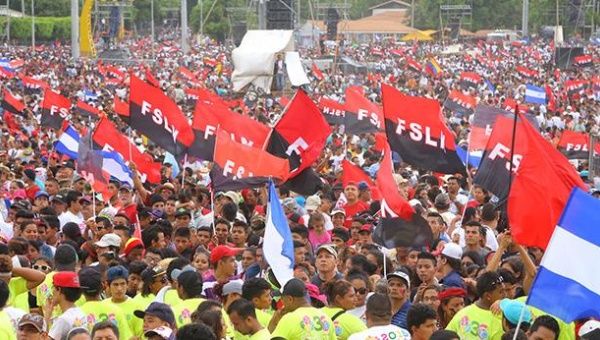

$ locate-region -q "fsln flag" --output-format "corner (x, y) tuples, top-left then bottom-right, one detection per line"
(263, 179), (295, 286)
(527, 188), (600, 322)
(55, 125), (80, 160)
(525, 84), (547, 105)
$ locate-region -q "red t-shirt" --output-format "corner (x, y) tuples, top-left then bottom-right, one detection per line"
(26, 185), (40, 202)
(343, 200), (370, 227)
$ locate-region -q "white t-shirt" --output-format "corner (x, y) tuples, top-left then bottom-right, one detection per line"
(348, 324), (411, 340)
(48, 307), (88, 340)
(452, 225), (498, 251)
(58, 210), (84, 229)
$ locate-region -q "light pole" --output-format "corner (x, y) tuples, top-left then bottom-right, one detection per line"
(151, 0), (155, 59)
(522, 0), (529, 37)
(181, 0), (188, 53)
(200, 0), (203, 36)
(71, 0), (79, 59)
(31, 0), (34, 51)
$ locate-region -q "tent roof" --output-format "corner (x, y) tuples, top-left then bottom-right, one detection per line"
(308, 11), (415, 34)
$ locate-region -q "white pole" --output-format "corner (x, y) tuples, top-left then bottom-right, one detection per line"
(31, 0), (34, 51)
(181, 0), (188, 53)
(151, 0), (155, 59)
(71, 0), (79, 59)
(512, 305), (526, 340)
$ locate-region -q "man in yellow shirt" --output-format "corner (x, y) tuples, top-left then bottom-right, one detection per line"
(103, 265), (144, 338)
(242, 278), (273, 328)
(172, 269), (205, 327)
(446, 271), (506, 340)
(37, 245), (78, 317)
(227, 298), (270, 340)
(269, 278), (336, 340)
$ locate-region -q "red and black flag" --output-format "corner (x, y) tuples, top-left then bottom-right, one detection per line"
(405, 57), (422, 72)
(557, 130), (590, 160)
(20, 75), (48, 94)
(469, 105), (512, 156)
(128, 75), (194, 156)
(40, 89), (71, 130)
(75, 100), (100, 119)
(113, 96), (129, 122)
(372, 142), (433, 248)
(516, 66), (538, 79)
(104, 66), (125, 83)
(383, 84), (465, 174)
(144, 65), (160, 88)
(280, 167), (325, 196)
(78, 132), (110, 198)
(210, 129), (289, 191)
(185, 88), (200, 106)
(266, 89), (331, 177)
(1, 90), (25, 115)
(459, 71), (483, 90)
(507, 115), (586, 249)
(565, 79), (587, 97)
(178, 66), (201, 87)
(573, 54), (593, 67)
(342, 160), (381, 200)
(318, 97), (346, 126)
(443, 90), (477, 115)
(344, 86), (384, 135)
(92, 116), (162, 184)
(311, 63), (324, 81)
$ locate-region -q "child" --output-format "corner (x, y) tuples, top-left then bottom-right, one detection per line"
(307, 213), (331, 250)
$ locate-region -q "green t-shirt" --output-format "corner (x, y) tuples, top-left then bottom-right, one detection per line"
(164, 289), (182, 306)
(172, 298), (206, 328)
(249, 328), (271, 340)
(111, 297), (145, 338)
(516, 296), (575, 340)
(80, 300), (133, 340)
(0, 311), (17, 340)
(271, 306), (337, 340)
(36, 271), (55, 308)
(446, 303), (503, 340)
(322, 307), (367, 340)
(256, 309), (272, 328)
(8, 277), (29, 312)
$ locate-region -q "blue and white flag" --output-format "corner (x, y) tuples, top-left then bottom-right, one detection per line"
(263, 179), (295, 286)
(484, 79), (496, 95)
(525, 84), (547, 105)
(84, 90), (99, 102)
(527, 188), (600, 322)
(55, 125), (80, 159)
(101, 151), (134, 186)
(163, 152), (180, 179)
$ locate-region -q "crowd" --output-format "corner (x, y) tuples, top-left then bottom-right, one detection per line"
(0, 28), (599, 340)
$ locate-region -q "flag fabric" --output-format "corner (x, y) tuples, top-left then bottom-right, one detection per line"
(75, 100), (100, 119)
(318, 97), (346, 126)
(263, 179), (295, 287)
(128, 75), (194, 155)
(405, 57), (422, 72)
(78, 132), (110, 200)
(546, 85), (557, 111)
(55, 125), (80, 159)
(266, 90), (331, 177)
(20, 75), (48, 93)
(113, 96), (129, 121)
(0, 67), (14, 79)
(341, 160), (381, 200)
(459, 71), (482, 89)
(40, 89), (71, 130)
(280, 168), (324, 196)
(443, 90), (477, 115)
(344, 86), (384, 135)
(506, 115), (586, 249)
(573, 54), (593, 67)
(516, 66), (537, 78)
(382, 84), (466, 175)
(485, 79), (496, 94)
(163, 152), (180, 179)
(311, 63), (324, 81)
(425, 57), (443, 76)
(144, 66), (160, 88)
(565, 79), (587, 97)
(557, 130), (590, 160)
(1, 90), (25, 115)
(525, 84), (547, 105)
(527, 188), (600, 322)
(101, 150), (134, 187)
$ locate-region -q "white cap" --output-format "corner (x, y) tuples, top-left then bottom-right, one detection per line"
(441, 243), (463, 260)
(305, 195), (321, 211)
(95, 233), (121, 248)
(386, 271), (411, 288)
(579, 320), (600, 338)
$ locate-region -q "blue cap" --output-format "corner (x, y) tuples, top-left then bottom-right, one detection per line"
(499, 299), (532, 325)
(35, 191), (49, 199)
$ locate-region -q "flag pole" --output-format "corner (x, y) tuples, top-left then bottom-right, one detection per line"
(512, 305), (526, 340)
(506, 105), (519, 228)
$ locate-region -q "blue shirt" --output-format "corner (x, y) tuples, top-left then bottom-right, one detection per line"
(391, 300), (412, 329)
(440, 270), (465, 289)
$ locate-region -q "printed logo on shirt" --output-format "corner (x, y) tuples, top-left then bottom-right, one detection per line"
(365, 332), (405, 340)
(333, 320), (342, 336)
(73, 317), (86, 328)
(86, 313), (117, 327)
(459, 315), (489, 339)
(300, 315), (331, 334)
(39, 283), (51, 299)
(178, 309), (192, 325)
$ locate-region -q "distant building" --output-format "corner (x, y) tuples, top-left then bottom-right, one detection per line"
(369, 0), (412, 16)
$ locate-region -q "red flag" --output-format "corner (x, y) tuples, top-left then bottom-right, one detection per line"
(341, 160), (381, 200)
(545, 85), (556, 112)
(114, 97), (130, 119)
(405, 57), (422, 72)
(516, 66), (538, 78)
(75, 100), (100, 119)
(144, 66), (160, 88)
(105, 66), (125, 81)
(128, 75), (194, 155)
(20, 75), (48, 92)
(507, 116), (586, 249)
(318, 97), (346, 126)
(557, 130), (590, 160)
(459, 71), (483, 89)
(178, 66), (201, 87)
(444, 90), (477, 114)
(40, 89), (71, 130)
(0, 67), (14, 79)
(92, 116), (162, 184)
(344, 86), (384, 135)
(1, 90), (25, 114)
(376, 143), (414, 220)
(311, 63), (324, 81)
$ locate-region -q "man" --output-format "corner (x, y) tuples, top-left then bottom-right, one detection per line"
(173, 208), (192, 229)
(18, 313), (47, 340)
(348, 293), (411, 340)
(37, 245), (78, 316)
(172, 270), (205, 327)
(230, 222), (249, 248)
(498, 299), (532, 332)
(134, 302), (176, 334)
(103, 265), (143, 338)
(415, 252), (438, 293)
(293, 241), (309, 268)
(479, 203), (500, 251)
(331, 228), (349, 251)
(214, 219), (231, 246)
(427, 212), (450, 249)
(407, 303), (438, 340)
(141, 226), (166, 250)
(527, 315), (560, 340)
(331, 209), (346, 229)
(436, 243), (465, 289)
(342, 182), (369, 226)
(173, 227), (193, 260)
(79, 267), (132, 339)
(176, 323), (216, 340)
(91, 321), (119, 340)
(446, 271), (506, 340)
(58, 190), (84, 228)
(242, 278), (273, 328)
(388, 271), (412, 329)
(227, 298), (270, 339)
(269, 278), (336, 339)
(433, 193), (456, 227)
(463, 221), (490, 258)
(202, 245), (242, 300)
(222, 281), (243, 313)
(94, 233), (121, 262)
(311, 245), (343, 289)
(45, 271), (88, 340)
(445, 176), (467, 212)
(358, 224), (373, 245)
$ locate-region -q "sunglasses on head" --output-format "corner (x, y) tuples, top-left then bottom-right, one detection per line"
(32, 264), (50, 271)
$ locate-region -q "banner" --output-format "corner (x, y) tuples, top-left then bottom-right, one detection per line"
(557, 130), (590, 160)
(344, 86), (384, 135)
(318, 97), (345, 126)
(1, 90), (25, 115)
(40, 89), (71, 130)
(443, 90), (476, 115)
(459, 71), (483, 90)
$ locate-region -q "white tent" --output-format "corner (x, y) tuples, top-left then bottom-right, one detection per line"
(231, 30), (309, 93)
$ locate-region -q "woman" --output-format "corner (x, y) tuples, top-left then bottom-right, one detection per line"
(322, 280), (367, 339)
(27, 257), (53, 314)
(438, 287), (467, 329)
(466, 185), (489, 208)
(192, 301), (228, 340)
(414, 284), (441, 312)
(345, 270), (371, 324)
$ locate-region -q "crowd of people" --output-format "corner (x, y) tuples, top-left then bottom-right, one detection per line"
(0, 27), (599, 340)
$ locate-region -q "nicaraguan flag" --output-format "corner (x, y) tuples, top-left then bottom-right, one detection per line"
(263, 179), (295, 286)
(101, 151), (134, 187)
(84, 90), (99, 102)
(163, 152), (180, 179)
(55, 125), (80, 159)
(485, 79), (496, 95)
(525, 84), (547, 105)
(527, 188), (600, 322)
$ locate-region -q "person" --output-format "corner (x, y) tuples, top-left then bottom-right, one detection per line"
(407, 303), (439, 340)
(348, 293), (411, 340)
(430, 329), (460, 340)
(241, 278), (272, 328)
(102, 265), (143, 338)
(36, 244), (78, 316)
(90, 321), (118, 340)
(321, 280), (367, 339)
(46, 271), (89, 340)
(345, 270), (370, 323)
(18, 313), (48, 340)
(438, 287), (467, 329)
(269, 278), (336, 339)
(446, 271), (506, 340)
(133, 302), (176, 334)
(311, 245), (343, 289)
(227, 298), (270, 339)
(203, 245), (242, 300)
(436, 243), (465, 289)
(0, 280), (17, 340)
(172, 269), (205, 327)
(414, 251), (438, 292)
(65, 328), (91, 340)
(462, 222), (490, 259)
(342, 183), (369, 226)
(527, 315), (560, 340)
(58, 191), (84, 228)
(176, 323), (216, 340)
(388, 270), (412, 329)
(498, 299), (532, 332)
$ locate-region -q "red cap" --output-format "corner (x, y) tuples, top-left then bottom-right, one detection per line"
(438, 287), (467, 301)
(53, 271), (81, 288)
(359, 224), (372, 233)
(123, 237), (145, 256)
(210, 245), (239, 264)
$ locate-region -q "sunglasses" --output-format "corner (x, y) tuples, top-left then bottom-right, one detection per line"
(154, 276), (168, 284)
(490, 276), (505, 288)
(355, 287), (368, 295)
(32, 264), (50, 271)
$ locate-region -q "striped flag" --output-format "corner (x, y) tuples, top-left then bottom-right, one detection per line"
(525, 84), (547, 105)
(55, 125), (81, 159)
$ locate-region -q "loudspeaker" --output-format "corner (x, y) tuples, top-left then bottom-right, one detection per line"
(232, 22), (247, 46)
(555, 47), (584, 69)
(326, 8), (339, 39)
(267, 0), (293, 30)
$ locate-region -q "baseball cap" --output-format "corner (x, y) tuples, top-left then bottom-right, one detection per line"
(134, 302), (175, 326)
(78, 268), (102, 295)
(438, 287), (467, 301)
(94, 233), (121, 248)
(387, 270), (411, 288)
(35, 191), (49, 199)
(306, 283), (327, 305)
(171, 264), (195, 281)
(222, 281), (243, 296)
(579, 320), (600, 339)
(305, 195), (321, 211)
(144, 326), (174, 340)
(331, 209), (346, 216)
(210, 245), (239, 264)
(316, 244), (337, 258)
(224, 191), (241, 204)
(439, 243), (463, 260)
(51, 193), (66, 203)
(18, 313), (47, 333)
(281, 278), (307, 298)
(359, 224), (372, 233)
(53, 271), (82, 288)
(141, 266), (167, 283)
(499, 299), (533, 325)
(174, 208), (191, 218)
(123, 237), (144, 257)
(119, 183), (133, 192)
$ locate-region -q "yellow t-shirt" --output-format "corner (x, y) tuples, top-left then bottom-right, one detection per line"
(131, 293), (155, 312)
(172, 297), (205, 328)
(0, 310), (17, 340)
(516, 296), (575, 340)
(322, 307), (367, 340)
(256, 309), (272, 328)
(36, 271), (55, 309)
(446, 303), (503, 340)
(8, 277), (28, 312)
(80, 300), (133, 340)
(272, 306), (337, 340)
(249, 328), (271, 340)
(110, 297), (145, 338)
(164, 289), (182, 306)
